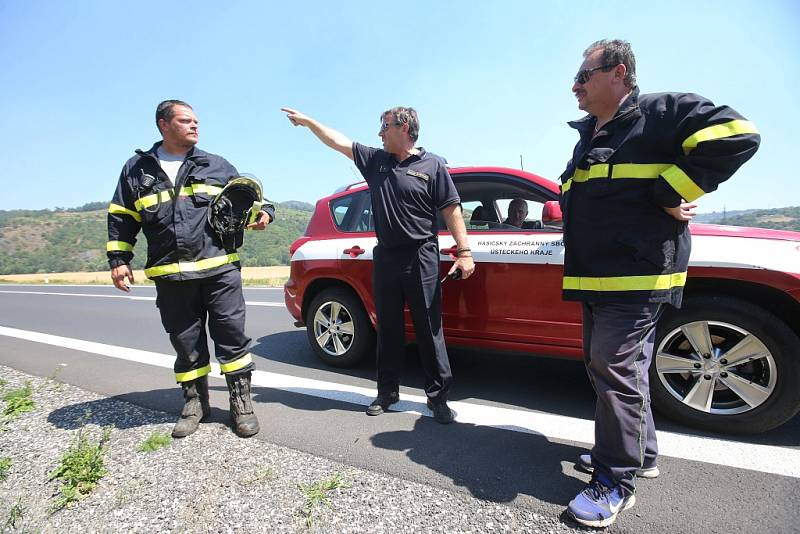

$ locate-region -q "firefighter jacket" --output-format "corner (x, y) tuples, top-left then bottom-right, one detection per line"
(559, 88), (760, 306)
(106, 142), (276, 282)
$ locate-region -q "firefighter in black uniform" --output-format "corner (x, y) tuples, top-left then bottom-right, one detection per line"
(559, 41), (760, 527)
(281, 106), (475, 424)
(107, 100), (276, 439)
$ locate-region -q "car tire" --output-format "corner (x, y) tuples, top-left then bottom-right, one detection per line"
(650, 294), (800, 434)
(306, 287), (375, 368)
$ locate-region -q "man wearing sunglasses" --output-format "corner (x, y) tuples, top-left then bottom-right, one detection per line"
(559, 40), (760, 528)
(281, 106), (475, 424)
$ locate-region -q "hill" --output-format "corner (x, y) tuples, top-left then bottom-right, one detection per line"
(698, 206), (800, 231)
(0, 201), (312, 275)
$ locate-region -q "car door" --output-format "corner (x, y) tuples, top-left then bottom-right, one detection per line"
(329, 189), (379, 323)
(438, 172), (582, 353)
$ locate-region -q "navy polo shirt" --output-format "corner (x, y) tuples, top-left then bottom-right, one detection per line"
(352, 142), (460, 249)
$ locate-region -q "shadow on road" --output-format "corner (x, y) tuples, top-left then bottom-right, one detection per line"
(252, 330), (800, 447)
(370, 416), (587, 506)
(242, 382), (589, 506)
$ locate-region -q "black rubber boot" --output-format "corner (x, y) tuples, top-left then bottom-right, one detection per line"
(172, 376), (211, 438)
(226, 372), (260, 437)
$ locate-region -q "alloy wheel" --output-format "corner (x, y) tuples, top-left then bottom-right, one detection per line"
(312, 300), (356, 357)
(655, 320), (776, 415)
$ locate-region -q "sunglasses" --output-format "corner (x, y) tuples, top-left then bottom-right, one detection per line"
(574, 64), (617, 85)
(380, 121), (402, 132)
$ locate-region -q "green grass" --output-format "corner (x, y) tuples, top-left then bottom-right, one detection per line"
(297, 472), (351, 528)
(49, 426), (112, 512)
(0, 378), (7, 389)
(243, 466), (274, 486)
(3, 499), (23, 531)
(0, 457), (10, 480)
(2, 382), (34, 419)
(138, 431), (171, 453)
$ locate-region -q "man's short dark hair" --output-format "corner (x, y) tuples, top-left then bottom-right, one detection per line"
(156, 100), (192, 133)
(584, 39), (637, 88)
(383, 106), (419, 142)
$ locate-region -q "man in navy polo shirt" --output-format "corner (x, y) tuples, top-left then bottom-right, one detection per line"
(282, 106), (475, 423)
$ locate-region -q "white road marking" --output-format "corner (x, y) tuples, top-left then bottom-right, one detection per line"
(0, 325), (797, 478)
(0, 290), (283, 307)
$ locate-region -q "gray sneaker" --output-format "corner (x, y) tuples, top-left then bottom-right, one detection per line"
(577, 454), (660, 479)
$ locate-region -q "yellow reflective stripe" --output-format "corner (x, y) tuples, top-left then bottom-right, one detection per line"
(134, 190), (173, 211)
(177, 184), (223, 197)
(135, 184), (220, 208)
(563, 272), (687, 292)
(661, 165), (705, 202)
(571, 163), (609, 183)
(611, 163), (671, 179)
(108, 203), (142, 223)
(106, 240), (134, 252)
(682, 120), (758, 154)
(144, 253), (240, 278)
(562, 164), (609, 193)
(220, 353), (253, 374)
(175, 364), (212, 382)
(191, 184), (223, 196)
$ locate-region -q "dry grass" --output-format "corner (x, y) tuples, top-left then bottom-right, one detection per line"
(758, 215), (795, 223)
(0, 266), (290, 287)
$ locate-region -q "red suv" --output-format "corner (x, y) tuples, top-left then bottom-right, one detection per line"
(285, 166), (800, 434)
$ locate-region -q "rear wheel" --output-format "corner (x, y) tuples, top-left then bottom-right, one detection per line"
(306, 287), (375, 368)
(650, 295), (800, 434)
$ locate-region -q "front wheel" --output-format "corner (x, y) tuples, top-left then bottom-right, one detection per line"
(306, 287), (375, 368)
(650, 295), (800, 434)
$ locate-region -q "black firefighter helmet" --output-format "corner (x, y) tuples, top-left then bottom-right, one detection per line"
(208, 174), (263, 251)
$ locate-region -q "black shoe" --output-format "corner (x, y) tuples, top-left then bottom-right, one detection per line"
(366, 392), (399, 416)
(427, 399), (456, 424)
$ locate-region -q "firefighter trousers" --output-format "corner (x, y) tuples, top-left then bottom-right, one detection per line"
(155, 268), (254, 383)
(372, 241), (453, 403)
(582, 301), (664, 494)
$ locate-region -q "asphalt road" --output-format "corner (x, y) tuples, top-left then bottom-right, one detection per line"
(1, 284), (798, 533)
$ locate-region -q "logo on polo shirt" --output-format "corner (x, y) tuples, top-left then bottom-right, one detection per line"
(407, 170), (430, 182)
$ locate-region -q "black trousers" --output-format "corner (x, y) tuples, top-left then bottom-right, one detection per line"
(582, 301), (663, 494)
(372, 241), (452, 402)
(155, 268), (254, 383)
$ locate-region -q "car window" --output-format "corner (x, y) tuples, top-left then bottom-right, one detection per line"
(451, 174), (561, 232)
(329, 191), (374, 233)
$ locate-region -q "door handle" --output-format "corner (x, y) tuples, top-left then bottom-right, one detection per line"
(439, 246), (458, 256)
(343, 246), (366, 258)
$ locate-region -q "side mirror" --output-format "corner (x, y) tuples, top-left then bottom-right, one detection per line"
(541, 200), (563, 224)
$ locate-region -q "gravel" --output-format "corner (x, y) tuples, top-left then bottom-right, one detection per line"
(0, 365), (582, 533)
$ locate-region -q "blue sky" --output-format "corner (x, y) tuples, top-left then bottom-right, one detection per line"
(1, 0), (797, 213)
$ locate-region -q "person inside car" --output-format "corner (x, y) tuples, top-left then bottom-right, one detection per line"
(502, 198), (529, 228)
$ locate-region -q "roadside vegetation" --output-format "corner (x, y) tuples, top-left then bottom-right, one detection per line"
(297, 472), (351, 528)
(3, 499), (24, 531)
(2, 381), (35, 420)
(137, 431), (171, 453)
(0, 456), (11, 480)
(49, 426), (113, 512)
(242, 465), (274, 486)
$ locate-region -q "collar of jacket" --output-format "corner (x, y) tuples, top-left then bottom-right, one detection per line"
(135, 141), (211, 167)
(567, 86), (641, 138)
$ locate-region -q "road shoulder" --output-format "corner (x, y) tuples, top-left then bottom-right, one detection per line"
(0, 364), (578, 533)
